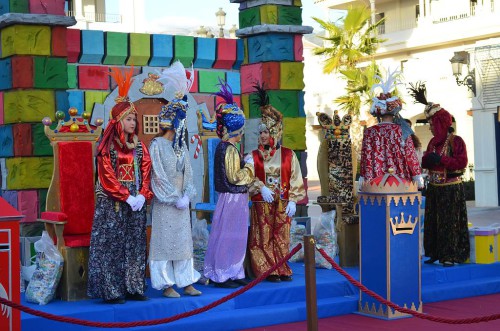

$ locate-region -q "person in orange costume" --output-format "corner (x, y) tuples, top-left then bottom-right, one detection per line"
(87, 68), (153, 304)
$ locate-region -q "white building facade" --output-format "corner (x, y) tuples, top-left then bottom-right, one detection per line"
(310, 0), (500, 206)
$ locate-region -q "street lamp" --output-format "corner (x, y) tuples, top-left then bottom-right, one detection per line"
(229, 24), (238, 39)
(215, 7), (226, 38)
(450, 51), (476, 96)
(196, 26), (208, 38)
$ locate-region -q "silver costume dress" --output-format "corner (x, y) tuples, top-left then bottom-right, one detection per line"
(148, 137), (199, 289)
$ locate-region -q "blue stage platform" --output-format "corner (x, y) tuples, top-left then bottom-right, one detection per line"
(20, 262), (500, 331)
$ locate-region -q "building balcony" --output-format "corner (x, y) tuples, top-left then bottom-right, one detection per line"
(66, 10), (122, 24)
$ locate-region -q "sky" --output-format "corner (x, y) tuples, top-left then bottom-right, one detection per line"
(140, 0), (327, 35)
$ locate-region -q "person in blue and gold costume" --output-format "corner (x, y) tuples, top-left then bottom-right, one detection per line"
(87, 68), (153, 304)
(148, 61), (201, 298)
(247, 83), (305, 283)
(408, 82), (469, 267)
(203, 80), (255, 289)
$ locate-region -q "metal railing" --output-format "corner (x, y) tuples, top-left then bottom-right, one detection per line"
(65, 10), (122, 23)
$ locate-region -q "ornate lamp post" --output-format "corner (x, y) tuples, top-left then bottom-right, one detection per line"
(215, 7), (226, 38)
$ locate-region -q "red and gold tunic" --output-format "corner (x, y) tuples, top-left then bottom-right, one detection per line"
(360, 122), (421, 182)
(422, 134), (467, 184)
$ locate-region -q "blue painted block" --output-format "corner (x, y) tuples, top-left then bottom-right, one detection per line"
(0, 58), (12, 90)
(1, 190), (18, 209)
(298, 91), (305, 117)
(80, 30), (104, 64)
(233, 38), (244, 70)
(247, 33), (294, 64)
(359, 187), (422, 319)
(226, 72), (240, 95)
(149, 34), (173, 67)
(193, 38), (216, 69)
(0, 125), (13, 157)
(67, 91), (84, 118)
(55, 91), (69, 119)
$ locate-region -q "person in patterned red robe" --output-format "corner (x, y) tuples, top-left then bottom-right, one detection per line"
(360, 70), (423, 187)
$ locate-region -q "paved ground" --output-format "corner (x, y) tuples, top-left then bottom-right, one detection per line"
(305, 180), (499, 227)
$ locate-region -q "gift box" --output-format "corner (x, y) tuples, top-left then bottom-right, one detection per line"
(469, 226), (498, 264)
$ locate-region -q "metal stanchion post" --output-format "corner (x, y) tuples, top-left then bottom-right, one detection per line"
(304, 234), (318, 331)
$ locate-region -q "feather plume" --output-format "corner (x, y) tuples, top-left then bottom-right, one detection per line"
(252, 82), (270, 107)
(407, 81), (428, 105)
(371, 67), (401, 94)
(214, 78), (235, 109)
(157, 61), (194, 97)
(110, 67), (134, 100)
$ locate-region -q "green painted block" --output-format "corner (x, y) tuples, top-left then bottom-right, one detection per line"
(198, 71), (225, 93)
(3, 90), (55, 123)
(260, 5), (278, 25)
(1, 25), (51, 58)
(33, 57), (68, 89)
(127, 33), (150, 66)
(247, 93), (262, 119)
(103, 32), (128, 65)
(38, 188), (48, 214)
(243, 39), (248, 65)
(279, 62), (304, 90)
(283, 117), (306, 150)
(239, 7), (260, 29)
(9, 0), (29, 13)
(268, 90), (299, 118)
(85, 91), (108, 112)
(32, 123), (53, 156)
(67, 64), (77, 89)
(6, 157), (54, 190)
(278, 6), (302, 25)
(174, 35), (194, 67)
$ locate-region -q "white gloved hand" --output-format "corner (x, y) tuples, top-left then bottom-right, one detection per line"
(133, 194), (146, 211)
(357, 176), (365, 192)
(126, 195), (137, 210)
(260, 186), (274, 203)
(175, 194), (190, 210)
(413, 175), (425, 190)
(285, 201), (296, 217)
(243, 154), (254, 165)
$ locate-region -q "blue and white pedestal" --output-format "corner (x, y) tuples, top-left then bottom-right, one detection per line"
(358, 172), (422, 319)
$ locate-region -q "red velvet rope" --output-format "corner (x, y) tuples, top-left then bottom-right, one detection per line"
(0, 244), (302, 328)
(316, 247), (500, 324)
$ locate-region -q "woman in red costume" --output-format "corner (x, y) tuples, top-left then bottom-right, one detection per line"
(408, 82), (469, 267)
(87, 68), (153, 303)
(247, 84), (305, 282)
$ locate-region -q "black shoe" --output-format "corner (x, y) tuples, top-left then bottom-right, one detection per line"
(280, 275), (293, 282)
(424, 258), (438, 264)
(234, 278), (250, 286)
(104, 297), (126, 304)
(266, 275), (281, 283)
(125, 293), (149, 301)
(214, 280), (240, 288)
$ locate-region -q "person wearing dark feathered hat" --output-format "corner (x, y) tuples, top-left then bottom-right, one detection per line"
(203, 79), (255, 289)
(247, 83), (305, 283)
(88, 67), (153, 304)
(408, 81), (469, 267)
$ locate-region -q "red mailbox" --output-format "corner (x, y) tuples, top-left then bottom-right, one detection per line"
(0, 197), (23, 331)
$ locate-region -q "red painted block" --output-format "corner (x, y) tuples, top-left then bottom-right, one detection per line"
(17, 190), (39, 223)
(294, 35), (304, 61)
(190, 70), (198, 93)
(193, 94), (215, 114)
(67, 29), (81, 63)
(78, 65), (109, 90)
(29, 0), (65, 15)
(233, 95), (241, 108)
(52, 26), (67, 57)
(12, 123), (33, 156)
(240, 62), (280, 94)
(213, 39), (237, 69)
(12, 57), (34, 89)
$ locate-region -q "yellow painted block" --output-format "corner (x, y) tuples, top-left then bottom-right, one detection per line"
(282, 117), (306, 150)
(293, 0), (302, 7)
(241, 94), (250, 119)
(1, 25), (51, 58)
(279, 62), (305, 90)
(260, 5), (278, 24)
(3, 90), (55, 124)
(6, 157), (53, 190)
(85, 91), (109, 112)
